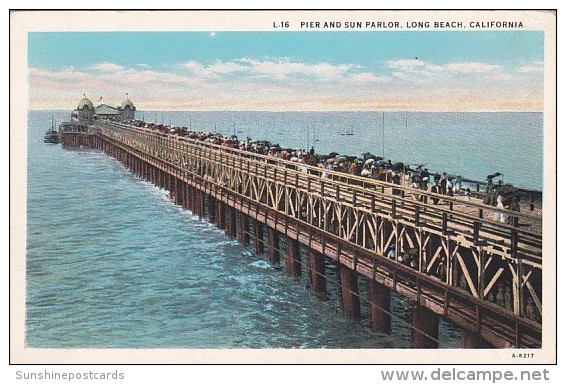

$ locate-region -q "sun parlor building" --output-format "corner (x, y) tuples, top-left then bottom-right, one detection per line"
(72, 95), (136, 126)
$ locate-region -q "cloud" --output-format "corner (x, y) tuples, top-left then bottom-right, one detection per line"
(518, 64), (543, 73)
(240, 58), (354, 81)
(426, 62), (500, 74)
(381, 59), (530, 92)
(347, 72), (390, 83)
(89, 62), (125, 72)
(388, 59), (501, 76)
(28, 57), (543, 112)
(180, 58), (355, 81)
(387, 59), (427, 70)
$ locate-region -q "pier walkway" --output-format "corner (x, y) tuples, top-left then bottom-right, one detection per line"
(63, 120), (543, 348)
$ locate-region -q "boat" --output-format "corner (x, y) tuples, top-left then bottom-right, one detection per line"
(345, 125), (354, 136)
(43, 116), (60, 144)
(340, 125), (355, 136)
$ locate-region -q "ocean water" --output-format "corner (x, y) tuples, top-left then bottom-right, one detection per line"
(143, 110), (543, 191)
(25, 110), (543, 349)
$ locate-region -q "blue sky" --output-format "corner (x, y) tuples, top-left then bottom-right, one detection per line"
(28, 31), (544, 111)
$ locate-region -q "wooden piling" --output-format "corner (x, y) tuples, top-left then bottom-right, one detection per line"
(461, 329), (491, 348)
(338, 264), (361, 318)
(254, 220), (264, 255)
(285, 236), (301, 277)
(196, 190), (204, 219)
(208, 196), (216, 223)
(369, 281), (391, 334)
(238, 212), (250, 246)
(308, 249), (327, 295)
(185, 183), (191, 210)
(217, 199), (226, 229)
(411, 302), (439, 348)
(267, 228), (280, 264)
(226, 206), (237, 239)
(172, 175), (179, 204)
(176, 176), (183, 205)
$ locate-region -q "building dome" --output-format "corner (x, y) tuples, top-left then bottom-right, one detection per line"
(120, 99), (135, 110)
(77, 97), (94, 110)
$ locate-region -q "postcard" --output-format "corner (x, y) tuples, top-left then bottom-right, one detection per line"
(10, 9), (556, 365)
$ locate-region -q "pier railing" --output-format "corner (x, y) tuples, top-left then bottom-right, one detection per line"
(93, 120), (543, 345)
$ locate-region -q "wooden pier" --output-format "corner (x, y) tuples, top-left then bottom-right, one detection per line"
(62, 120), (543, 348)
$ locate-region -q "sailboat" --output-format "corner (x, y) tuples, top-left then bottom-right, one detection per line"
(43, 116), (60, 144)
(340, 124), (354, 136)
(345, 124), (354, 136)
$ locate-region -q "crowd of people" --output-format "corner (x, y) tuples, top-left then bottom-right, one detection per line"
(124, 119), (520, 222)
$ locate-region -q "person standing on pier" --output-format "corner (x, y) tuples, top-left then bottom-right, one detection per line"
(508, 195), (521, 225)
(419, 168), (430, 190)
(392, 172), (402, 195)
(493, 194), (507, 223)
(411, 177), (421, 201)
(440, 172), (448, 195)
(436, 256), (447, 282)
(430, 182), (440, 205)
(463, 188), (471, 201)
(447, 184), (455, 197)
(454, 175), (463, 192)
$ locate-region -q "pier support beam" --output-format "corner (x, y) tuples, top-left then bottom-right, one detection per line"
(461, 329), (491, 349)
(217, 200), (226, 229)
(176, 176), (183, 206)
(285, 237), (301, 277)
(225, 206), (237, 238)
(143, 161), (151, 181)
(338, 264), (361, 319)
(196, 190), (204, 219)
(208, 196), (216, 224)
(192, 188), (198, 216)
(369, 281), (391, 334)
(267, 228), (280, 265)
(179, 181), (186, 209)
(132, 157), (137, 177)
(308, 249), (327, 295)
(136, 158), (141, 178)
(186, 185), (193, 212)
(166, 173), (171, 193)
(186, 184), (192, 210)
(147, 164), (153, 182)
(173, 174), (179, 202)
(199, 191), (206, 219)
(238, 213), (250, 247)
(254, 220), (264, 255)
(411, 302), (439, 349)
(181, 181), (189, 209)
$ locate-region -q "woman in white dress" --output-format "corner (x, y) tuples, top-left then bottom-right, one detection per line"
(494, 194), (507, 223)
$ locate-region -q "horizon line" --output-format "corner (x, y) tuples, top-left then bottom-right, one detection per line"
(28, 108), (544, 113)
